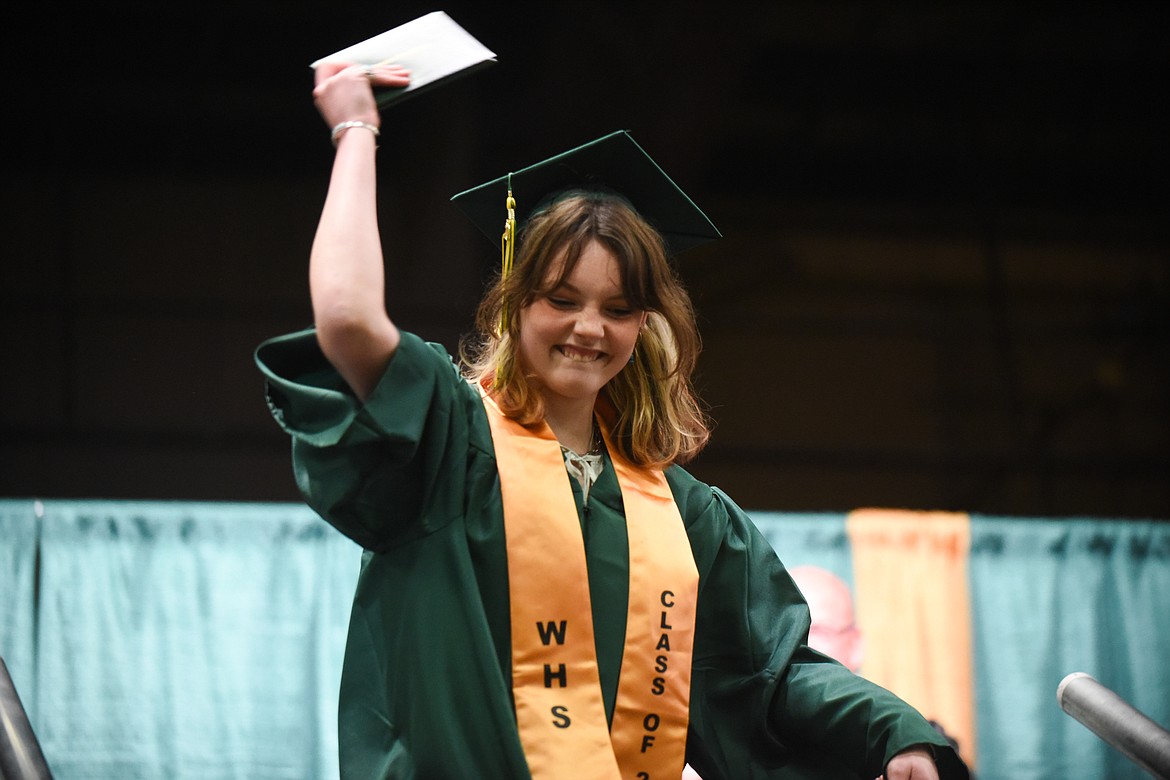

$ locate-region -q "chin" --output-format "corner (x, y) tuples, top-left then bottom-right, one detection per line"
(542, 367), (613, 400)
(545, 378), (606, 401)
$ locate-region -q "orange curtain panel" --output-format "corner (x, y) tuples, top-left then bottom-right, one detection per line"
(846, 509), (976, 770)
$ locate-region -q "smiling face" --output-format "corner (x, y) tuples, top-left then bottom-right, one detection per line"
(516, 239), (646, 410)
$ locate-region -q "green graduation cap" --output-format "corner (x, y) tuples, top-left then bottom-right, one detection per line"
(450, 130), (722, 257)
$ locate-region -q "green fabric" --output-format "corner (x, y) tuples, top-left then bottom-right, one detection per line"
(970, 516), (1170, 780)
(751, 512), (854, 590)
(257, 329), (961, 780)
(449, 130), (722, 257)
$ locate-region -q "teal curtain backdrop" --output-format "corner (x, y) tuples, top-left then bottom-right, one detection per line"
(753, 511), (855, 588)
(969, 516), (1170, 780)
(1, 501), (39, 706)
(0, 500), (1167, 780)
(0, 500), (361, 780)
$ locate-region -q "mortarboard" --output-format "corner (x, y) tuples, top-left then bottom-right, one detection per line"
(450, 130), (722, 257)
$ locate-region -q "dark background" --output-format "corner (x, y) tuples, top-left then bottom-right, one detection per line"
(2, 1), (1167, 516)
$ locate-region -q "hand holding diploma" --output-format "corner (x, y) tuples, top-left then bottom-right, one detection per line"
(312, 62), (412, 139)
(311, 11), (495, 110)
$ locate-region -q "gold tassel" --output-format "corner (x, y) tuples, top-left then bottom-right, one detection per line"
(499, 174), (517, 334)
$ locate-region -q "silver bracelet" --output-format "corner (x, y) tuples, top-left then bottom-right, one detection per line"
(330, 121), (380, 147)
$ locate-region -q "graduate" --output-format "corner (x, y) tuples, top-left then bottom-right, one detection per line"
(256, 60), (970, 780)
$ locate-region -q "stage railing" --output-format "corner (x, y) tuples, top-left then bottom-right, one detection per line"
(0, 656), (54, 780)
(1059, 672), (1170, 779)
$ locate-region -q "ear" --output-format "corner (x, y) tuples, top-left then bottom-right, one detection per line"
(638, 311), (649, 329)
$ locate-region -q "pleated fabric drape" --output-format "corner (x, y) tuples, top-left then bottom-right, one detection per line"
(847, 509), (976, 771)
(2, 500), (1167, 780)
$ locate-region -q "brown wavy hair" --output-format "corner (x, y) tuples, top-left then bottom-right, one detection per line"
(460, 191), (710, 468)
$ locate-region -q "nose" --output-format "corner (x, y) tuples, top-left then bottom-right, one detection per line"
(573, 307), (605, 339)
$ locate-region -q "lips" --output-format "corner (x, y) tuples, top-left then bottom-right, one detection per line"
(557, 345), (604, 362)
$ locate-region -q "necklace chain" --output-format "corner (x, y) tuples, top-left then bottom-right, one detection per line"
(560, 420), (602, 458)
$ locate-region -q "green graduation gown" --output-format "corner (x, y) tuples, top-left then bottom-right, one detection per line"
(256, 330), (967, 780)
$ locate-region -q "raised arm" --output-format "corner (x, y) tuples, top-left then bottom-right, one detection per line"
(309, 62), (411, 400)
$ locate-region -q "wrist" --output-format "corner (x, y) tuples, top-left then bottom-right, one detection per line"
(330, 121), (380, 148)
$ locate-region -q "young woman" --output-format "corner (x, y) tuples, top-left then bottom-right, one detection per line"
(256, 61), (968, 780)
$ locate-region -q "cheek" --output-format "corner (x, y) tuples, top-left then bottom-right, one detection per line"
(523, 310), (556, 339)
(516, 309), (558, 355)
(616, 321), (643, 351)
(516, 325), (542, 362)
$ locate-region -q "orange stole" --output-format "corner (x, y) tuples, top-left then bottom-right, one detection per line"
(480, 389), (698, 779)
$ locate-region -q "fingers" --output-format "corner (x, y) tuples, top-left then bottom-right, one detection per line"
(313, 61), (348, 86)
(366, 63), (412, 87)
(311, 62), (412, 131)
(883, 748), (938, 780)
(314, 62), (412, 88)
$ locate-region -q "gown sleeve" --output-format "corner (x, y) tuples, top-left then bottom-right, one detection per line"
(669, 470), (969, 780)
(254, 328), (487, 552)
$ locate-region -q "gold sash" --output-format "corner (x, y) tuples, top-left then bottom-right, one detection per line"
(480, 388), (698, 779)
